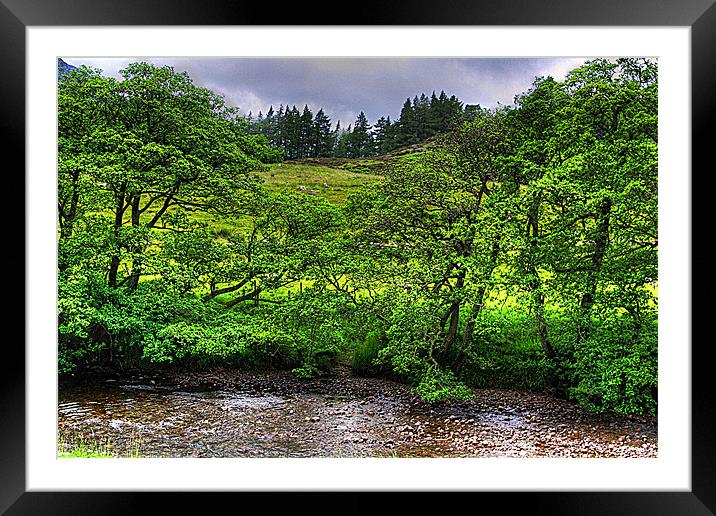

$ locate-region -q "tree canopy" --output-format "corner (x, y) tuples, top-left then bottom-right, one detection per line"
(58, 58), (658, 415)
(246, 90), (468, 159)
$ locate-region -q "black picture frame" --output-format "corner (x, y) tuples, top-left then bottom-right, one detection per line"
(2, 1), (712, 514)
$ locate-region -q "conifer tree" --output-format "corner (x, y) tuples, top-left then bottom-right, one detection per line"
(300, 104), (314, 158)
(350, 112), (375, 158)
(334, 123), (352, 157)
(314, 108), (335, 157)
(374, 116), (393, 154)
(397, 98), (419, 147)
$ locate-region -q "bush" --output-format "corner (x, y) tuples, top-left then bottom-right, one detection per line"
(141, 312), (304, 370)
(442, 308), (554, 392)
(415, 366), (472, 403)
(58, 274), (167, 372)
(371, 292), (474, 402)
(461, 344), (555, 392)
(565, 316), (657, 415)
(351, 331), (387, 376)
(456, 308), (658, 415)
(272, 290), (351, 378)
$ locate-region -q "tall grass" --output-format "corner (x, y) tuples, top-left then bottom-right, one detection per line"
(58, 433), (141, 458)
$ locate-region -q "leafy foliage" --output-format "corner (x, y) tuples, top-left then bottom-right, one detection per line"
(57, 59), (658, 415)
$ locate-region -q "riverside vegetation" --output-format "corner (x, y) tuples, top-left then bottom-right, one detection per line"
(58, 58), (658, 423)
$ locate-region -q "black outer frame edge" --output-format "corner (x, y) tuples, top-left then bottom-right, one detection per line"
(0, 0), (715, 26)
(1, 492), (715, 515)
(0, 1), (26, 515)
(2, 0), (714, 513)
(691, 0), (716, 513)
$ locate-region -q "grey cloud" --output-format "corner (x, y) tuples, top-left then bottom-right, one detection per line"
(66, 57), (592, 127)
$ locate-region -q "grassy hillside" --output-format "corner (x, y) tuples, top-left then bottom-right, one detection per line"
(284, 138), (437, 176)
(257, 162), (383, 205)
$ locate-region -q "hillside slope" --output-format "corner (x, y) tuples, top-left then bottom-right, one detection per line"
(284, 137), (438, 175)
(257, 162), (382, 205)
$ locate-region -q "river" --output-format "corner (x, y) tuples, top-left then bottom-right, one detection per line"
(58, 368), (657, 458)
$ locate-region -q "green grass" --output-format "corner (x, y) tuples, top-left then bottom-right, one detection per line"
(58, 448), (114, 458)
(58, 434), (141, 458)
(258, 163), (382, 205)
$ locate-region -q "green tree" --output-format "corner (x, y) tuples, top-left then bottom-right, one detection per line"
(396, 98), (419, 147)
(313, 108), (335, 157)
(499, 59), (658, 410)
(347, 108), (511, 392)
(349, 112), (375, 158)
(299, 104), (314, 158)
(334, 122), (352, 158)
(373, 116), (394, 154)
(57, 62), (273, 370)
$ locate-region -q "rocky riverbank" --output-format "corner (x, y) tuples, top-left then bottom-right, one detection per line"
(58, 367), (657, 458)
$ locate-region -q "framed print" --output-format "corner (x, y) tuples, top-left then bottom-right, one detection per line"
(2, 0), (713, 513)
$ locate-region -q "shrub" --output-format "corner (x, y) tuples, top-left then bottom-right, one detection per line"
(372, 292), (474, 402)
(565, 316), (657, 415)
(141, 312), (304, 370)
(461, 344), (555, 392)
(351, 331), (387, 376)
(273, 290), (351, 378)
(415, 366), (472, 403)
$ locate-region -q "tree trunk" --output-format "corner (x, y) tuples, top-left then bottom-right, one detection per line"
(445, 301), (460, 348)
(524, 192), (555, 358)
(578, 199), (612, 341)
(107, 185), (127, 288)
(452, 240), (500, 371)
(59, 169), (81, 240)
(533, 286), (555, 358)
(126, 196), (142, 290)
(452, 288), (484, 371)
(442, 269), (465, 358)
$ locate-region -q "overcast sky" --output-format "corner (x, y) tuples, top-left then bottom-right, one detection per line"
(64, 57), (590, 127)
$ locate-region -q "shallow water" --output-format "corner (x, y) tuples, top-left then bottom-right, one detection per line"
(58, 371), (658, 458)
